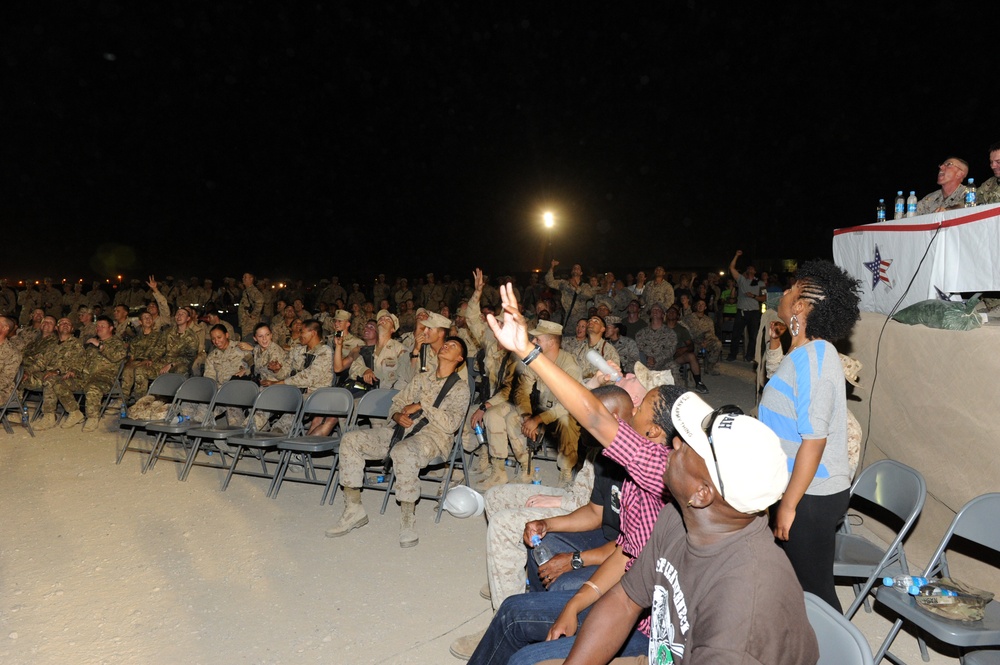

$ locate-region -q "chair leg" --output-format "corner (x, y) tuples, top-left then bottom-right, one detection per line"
(179, 437), (204, 481)
(115, 428), (139, 465)
(323, 455), (340, 505)
(142, 432), (168, 473)
(380, 473), (395, 515)
(221, 446), (243, 491)
(873, 618), (907, 664)
(267, 450), (290, 498)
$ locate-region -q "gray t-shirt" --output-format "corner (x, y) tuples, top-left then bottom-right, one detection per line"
(621, 506), (818, 664)
(758, 339), (850, 496)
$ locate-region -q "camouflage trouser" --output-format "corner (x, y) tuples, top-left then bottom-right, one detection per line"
(339, 426), (452, 503)
(493, 405), (581, 472)
(46, 372), (114, 417)
(482, 402), (529, 461)
(483, 462), (595, 611)
(699, 334), (723, 370)
(122, 362), (159, 400)
(21, 370), (45, 392)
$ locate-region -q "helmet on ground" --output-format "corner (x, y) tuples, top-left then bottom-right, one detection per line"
(443, 485), (485, 518)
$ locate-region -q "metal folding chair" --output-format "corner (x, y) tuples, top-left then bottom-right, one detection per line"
(174, 379), (261, 480)
(805, 592), (874, 665)
(97, 358), (129, 419)
(1, 366), (34, 437)
(835, 459), (927, 619)
(874, 493), (1000, 664)
(115, 372), (187, 464)
(271, 387), (354, 503)
(140, 377), (219, 472)
(221, 384), (303, 492)
(346, 388), (398, 431)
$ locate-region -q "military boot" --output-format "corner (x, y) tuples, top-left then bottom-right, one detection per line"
(324, 487), (368, 538)
(82, 414), (101, 432)
(475, 457), (509, 492)
(61, 410), (85, 429)
(399, 501), (418, 548)
(512, 452), (532, 483)
(469, 449), (491, 481)
(34, 413), (57, 431)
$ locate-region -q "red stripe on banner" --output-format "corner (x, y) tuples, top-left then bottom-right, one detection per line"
(833, 206), (1000, 236)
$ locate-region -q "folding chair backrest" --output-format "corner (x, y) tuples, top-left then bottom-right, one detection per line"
(929, 493), (1000, 578)
(250, 384), (303, 416)
(301, 387), (354, 419)
(146, 373), (187, 401)
(805, 592), (874, 665)
(210, 380), (260, 410)
(347, 388), (398, 429)
(174, 376), (217, 405)
(852, 459), (926, 526)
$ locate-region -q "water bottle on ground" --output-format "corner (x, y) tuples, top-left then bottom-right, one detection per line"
(894, 191), (905, 219)
(531, 466), (542, 485)
(876, 198), (886, 222)
(906, 191), (917, 217)
(530, 534), (554, 566)
(21, 405), (29, 427)
(965, 178), (977, 207)
(883, 575), (929, 590)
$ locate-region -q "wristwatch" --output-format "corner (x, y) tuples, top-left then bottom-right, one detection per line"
(571, 551), (583, 570)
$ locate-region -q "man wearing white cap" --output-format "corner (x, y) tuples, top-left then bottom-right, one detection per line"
(543, 392), (818, 665)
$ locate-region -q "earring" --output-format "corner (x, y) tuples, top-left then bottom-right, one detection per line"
(789, 314), (800, 337)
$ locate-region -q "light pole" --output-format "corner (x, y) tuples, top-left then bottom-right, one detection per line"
(542, 211), (555, 267)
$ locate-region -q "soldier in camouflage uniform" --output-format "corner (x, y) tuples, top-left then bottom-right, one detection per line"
(36, 316), (127, 432)
(574, 315), (621, 381)
(544, 259), (596, 327)
(18, 288), (42, 327)
(20, 316), (58, 390)
(122, 312), (166, 403)
(159, 307), (201, 377)
(683, 299), (722, 376)
(262, 320), (332, 394)
(237, 323), (291, 383)
(0, 317), (21, 405)
(0, 280), (16, 318)
(641, 265), (675, 311)
(238, 273), (264, 341)
(11, 308), (44, 354)
(978, 142), (1000, 206)
(916, 157), (971, 214)
(326, 337), (470, 548)
(634, 303), (678, 372)
(604, 316), (641, 375)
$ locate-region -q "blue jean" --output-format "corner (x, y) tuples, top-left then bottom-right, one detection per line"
(525, 529), (608, 593)
(468, 591), (649, 665)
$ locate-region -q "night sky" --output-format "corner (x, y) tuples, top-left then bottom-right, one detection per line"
(4, 1), (994, 284)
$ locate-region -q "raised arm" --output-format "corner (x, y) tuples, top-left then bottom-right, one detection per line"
(486, 283), (619, 446)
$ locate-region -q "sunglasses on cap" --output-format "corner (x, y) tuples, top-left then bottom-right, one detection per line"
(702, 404), (744, 500)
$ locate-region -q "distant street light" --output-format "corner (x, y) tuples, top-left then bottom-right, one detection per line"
(542, 211), (555, 267)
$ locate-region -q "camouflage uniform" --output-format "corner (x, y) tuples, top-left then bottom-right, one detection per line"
(161, 326), (201, 376)
(348, 338), (411, 390)
(47, 336), (127, 418)
(574, 338), (621, 381)
(338, 367), (470, 502)
(253, 343), (291, 382)
(394, 287), (413, 311)
(466, 290), (518, 459)
(0, 286), (17, 317)
(10, 327), (40, 355)
(610, 335), (641, 374)
(284, 343), (333, 394)
(635, 324), (678, 371)
(683, 312), (722, 373)
(544, 268), (596, 327)
(0, 340), (21, 403)
(916, 186), (969, 215)
(40, 286), (63, 318)
(51, 337), (86, 375)
(122, 329), (165, 400)
(484, 462), (595, 610)
(642, 279), (675, 311)
(21, 334), (58, 390)
(18, 290), (41, 326)
(509, 349), (583, 474)
(238, 284), (264, 339)
(204, 344), (250, 386)
(979, 177), (1000, 206)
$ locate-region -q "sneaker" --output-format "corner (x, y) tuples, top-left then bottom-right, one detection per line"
(450, 628), (488, 661)
(695, 381), (709, 394)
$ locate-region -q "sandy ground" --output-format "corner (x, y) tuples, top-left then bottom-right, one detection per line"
(0, 362), (959, 664)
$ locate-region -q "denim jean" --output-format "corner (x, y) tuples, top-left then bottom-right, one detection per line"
(468, 591), (648, 665)
(525, 529), (608, 593)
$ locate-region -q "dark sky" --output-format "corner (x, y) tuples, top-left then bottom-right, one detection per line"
(4, 1), (994, 284)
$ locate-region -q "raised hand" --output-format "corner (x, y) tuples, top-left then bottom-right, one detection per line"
(485, 283), (531, 357)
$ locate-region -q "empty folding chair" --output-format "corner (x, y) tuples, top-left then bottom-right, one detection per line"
(221, 384), (303, 492)
(174, 379), (261, 480)
(874, 493), (1000, 664)
(835, 459), (927, 619)
(115, 372), (187, 464)
(805, 592), (874, 665)
(271, 387), (354, 503)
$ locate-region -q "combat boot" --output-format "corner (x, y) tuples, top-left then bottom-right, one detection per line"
(82, 415), (101, 432)
(324, 487), (368, 538)
(399, 501), (418, 548)
(34, 413), (57, 431)
(475, 457), (509, 492)
(512, 452), (532, 483)
(449, 627), (488, 661)
(469, 449), (491, 480)
(61, 410), (85, 429)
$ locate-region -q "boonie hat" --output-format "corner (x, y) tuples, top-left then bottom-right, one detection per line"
(671, 392), (788, 514)
(333, 309), (351, 322)
(424, 311), (452, 330)
(528, 320), (563, 337)
(375, 309), (399, 331)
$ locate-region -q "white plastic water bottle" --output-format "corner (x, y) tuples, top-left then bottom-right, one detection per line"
(883, 575), (929, 590)
(894, 191), (905, 219)
(906, 191), (917, 217)
(531, 466), (542, 485)
(21, 405), (29, 427)
(876, 198), (886, 222)
(908, 583), (958, 597)
(530, 534), (554, 565)
(585, 349), (622, 382)
(965, 178), (977, 207)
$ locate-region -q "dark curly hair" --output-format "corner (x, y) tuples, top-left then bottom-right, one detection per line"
(797, 260), (861, 343)
(650, 384), (687, 440)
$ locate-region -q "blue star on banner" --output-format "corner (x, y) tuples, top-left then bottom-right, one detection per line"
(863, 244), (893, 290)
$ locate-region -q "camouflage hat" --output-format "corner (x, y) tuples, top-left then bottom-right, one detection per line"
(456, 303), (468, 317)
(333, 309), (351, 322)
(605, 315), (622, 327)
(424, 311), (452, 330)
(375, 309), (399, 331)
(415, 307), (429, 319)
(528, 320), (563, 337)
